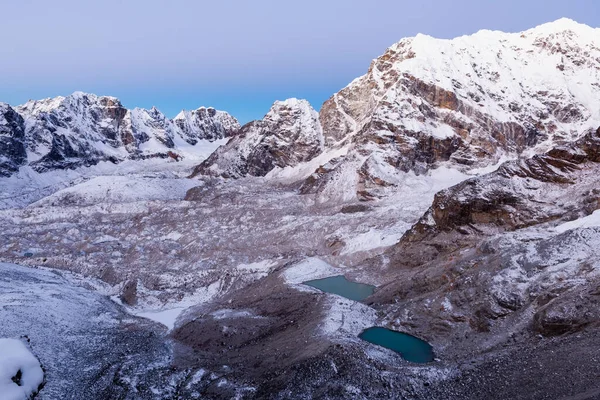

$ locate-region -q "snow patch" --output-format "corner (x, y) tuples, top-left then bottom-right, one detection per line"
(282, 258), (340, 284)
(318, 296), (377, 338)
(0, 339), (44, 400)
(554, 210), (600, 233)
(133, 280), (222, 330)
(92, 235), (119, 244)
(210, 309), (256, 320)
(163, 231), (183, 241)
(341, 229), (402, 255)
(235, 260), (278, 279)
(266, 145), (350, 184)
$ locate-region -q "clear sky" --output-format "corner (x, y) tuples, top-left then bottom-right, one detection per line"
(1, 0), (598, 124)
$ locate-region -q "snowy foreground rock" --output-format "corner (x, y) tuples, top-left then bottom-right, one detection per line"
(0, 263), (181, 399)
(1, 18), (600, 400)
(0, 338), (44, 400)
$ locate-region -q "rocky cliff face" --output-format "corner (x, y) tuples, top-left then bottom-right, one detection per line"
(174, 107), (240, 143)
(191, 98), (323, 178)
(0, 92), (240, 175)
(404, 126), (600, 243)
(0, 103), (27, 176)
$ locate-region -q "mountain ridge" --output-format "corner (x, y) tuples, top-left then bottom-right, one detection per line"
(3, 19), (598, 181)
(0, 91), (240, 175)
(184, 18), (600, 208)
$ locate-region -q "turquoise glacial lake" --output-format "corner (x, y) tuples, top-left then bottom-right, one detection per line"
(303, 275), (375, 301)
(359, 327), (434, 363)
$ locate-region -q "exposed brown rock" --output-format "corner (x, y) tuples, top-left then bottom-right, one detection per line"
(533, 286), (600, 336)
(404, 127), (600, 243)
(120, 279), (138, 306)
(171, 273), (329, 379)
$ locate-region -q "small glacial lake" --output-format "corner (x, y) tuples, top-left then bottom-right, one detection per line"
(303, 275), (375, 301)
(359, 327), (434, 363)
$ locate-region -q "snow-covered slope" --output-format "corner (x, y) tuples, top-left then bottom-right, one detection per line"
(0, 92), (240, 175)
(0, 138), (226, 210)
(30, 175), (202, 207)
(192, 98), (323, 178)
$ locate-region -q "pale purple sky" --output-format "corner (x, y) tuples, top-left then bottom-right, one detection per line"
(1, 0), (598, 123)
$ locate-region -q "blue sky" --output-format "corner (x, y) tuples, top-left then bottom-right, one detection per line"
(1, 0), (598, 124)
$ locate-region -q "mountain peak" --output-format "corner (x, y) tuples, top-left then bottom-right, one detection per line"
(172, 106), (240, 143)
(525, 18), (597, 38)
(68, 91), (121, 104)
(273, 98), (305, 107)
(533, 17), (590, 30)
(265, 99), (319, 128)
(405, 19), (596, 50)
(17, 92), (127, 116)
(268, 98), (315, 116)
(17, 95), (66, 115)
(70, 90), (93, 99)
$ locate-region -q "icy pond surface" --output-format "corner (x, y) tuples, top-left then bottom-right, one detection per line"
(303, 275), (375, 301)
(359, 327), (434, 363)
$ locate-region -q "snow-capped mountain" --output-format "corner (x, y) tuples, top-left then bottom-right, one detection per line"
(313, 18), (600, 198)
(197, 19), (600, 202)
(322, 18), (600, 150)
(0, 92), (240, 175)
(192, 98), (323, 178)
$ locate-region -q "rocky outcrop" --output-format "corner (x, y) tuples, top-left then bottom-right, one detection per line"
(362, 126), (600, 366)
(191, 99), (323, 178)
(0, 92), (239, 175)
(404, 126), (600, 243)
(0, 104), (27, 176)
(174, 107), (240, 143)
(533, 284), (600, 336)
